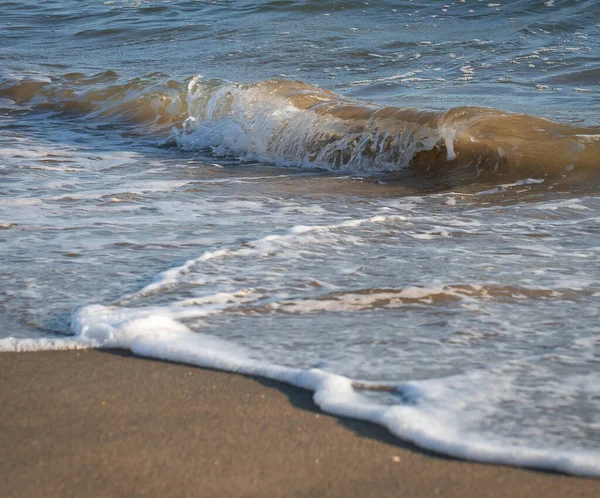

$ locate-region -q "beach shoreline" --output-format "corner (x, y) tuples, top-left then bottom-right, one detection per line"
(1, 349), (598, 498)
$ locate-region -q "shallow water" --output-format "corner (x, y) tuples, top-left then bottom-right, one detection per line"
(1, 0), (600, 476)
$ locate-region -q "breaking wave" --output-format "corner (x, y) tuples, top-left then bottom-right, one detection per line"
(2, 71), (599, 182)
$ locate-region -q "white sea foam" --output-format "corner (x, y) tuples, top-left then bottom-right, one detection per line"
(0, 336), (95, 352)
(3, 210), (600, 477)
(2, 302), (599, 477)
(124, 214), (408, 300)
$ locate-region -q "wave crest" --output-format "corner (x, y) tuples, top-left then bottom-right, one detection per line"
(176, 76), (600, 179)
(2, 71), (599, 181)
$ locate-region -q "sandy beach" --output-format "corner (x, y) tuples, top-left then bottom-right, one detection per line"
(1, 349), (598, 498)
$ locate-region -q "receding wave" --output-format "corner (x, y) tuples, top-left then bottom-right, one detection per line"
(2, 72), (599, 182)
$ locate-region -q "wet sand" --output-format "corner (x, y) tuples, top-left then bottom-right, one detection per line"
(1, 349), (598, 498)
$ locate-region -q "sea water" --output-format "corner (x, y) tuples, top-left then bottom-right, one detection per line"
(1, 0), (600, 476)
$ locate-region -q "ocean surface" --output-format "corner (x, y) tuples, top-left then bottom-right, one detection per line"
(2, 0), (600, 476)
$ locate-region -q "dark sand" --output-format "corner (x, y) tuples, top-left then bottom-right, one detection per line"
(1, 350), (598, 498)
